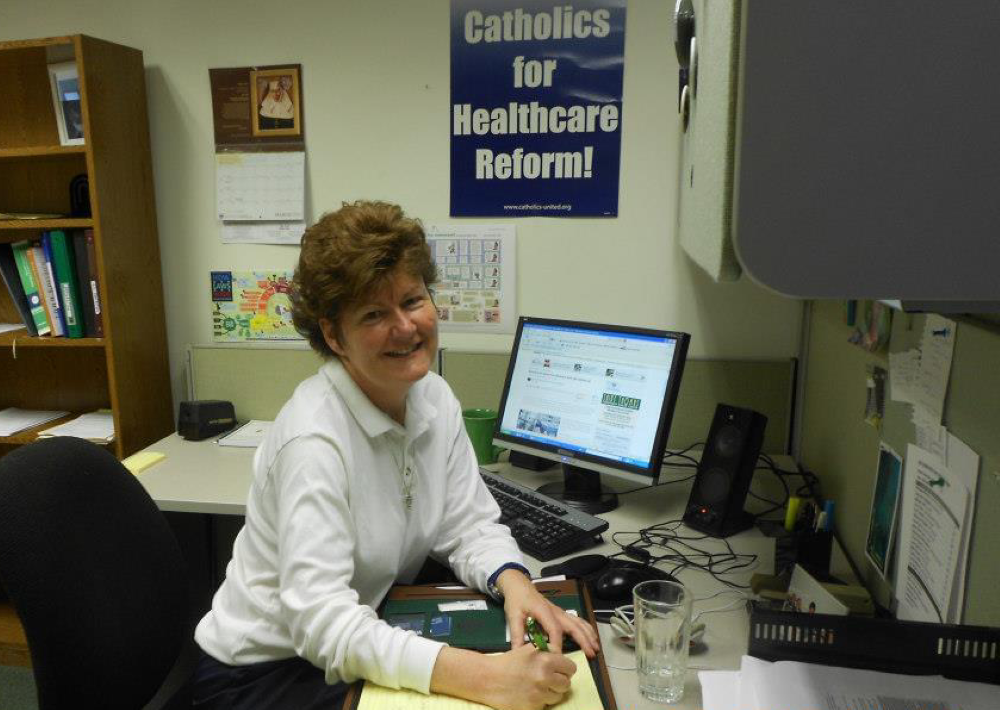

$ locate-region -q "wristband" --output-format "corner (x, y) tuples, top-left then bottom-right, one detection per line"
(486, 562), (530, 602)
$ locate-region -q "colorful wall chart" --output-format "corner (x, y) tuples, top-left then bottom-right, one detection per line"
(211, 270), (301, 341)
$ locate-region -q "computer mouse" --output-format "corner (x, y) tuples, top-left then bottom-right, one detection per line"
(593, 566), (649, 604)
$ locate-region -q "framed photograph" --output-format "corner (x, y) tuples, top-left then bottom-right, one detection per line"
(250, 67), (301, 138)
(48, 61), (85, 146)
(865, 443), (904, 578)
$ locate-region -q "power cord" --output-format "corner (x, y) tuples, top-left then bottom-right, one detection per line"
(610, 519), (759, 589)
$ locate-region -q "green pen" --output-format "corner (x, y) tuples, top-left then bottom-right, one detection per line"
(525, 616), (548, 652)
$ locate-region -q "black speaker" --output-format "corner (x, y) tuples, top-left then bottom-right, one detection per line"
(684, 404), (767, 537)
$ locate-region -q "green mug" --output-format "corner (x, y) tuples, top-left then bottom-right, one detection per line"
(462, 408), (502, 465)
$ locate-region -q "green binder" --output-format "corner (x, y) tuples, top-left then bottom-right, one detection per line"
(47, 230), (84, 338)
(11, 240), (50, 336)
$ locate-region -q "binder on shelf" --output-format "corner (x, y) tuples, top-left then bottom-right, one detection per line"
(0, 243), (38, 336)
(71, 230), (97, 337)
(40, 233), (69, 336)
(11, 241), (50, 336)
(28, 242), (64, 336)
(73, 229), (103, 337)
(47, 230), (84, 338)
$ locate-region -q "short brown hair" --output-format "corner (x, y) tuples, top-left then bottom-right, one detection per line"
(291, 200), (437, 357)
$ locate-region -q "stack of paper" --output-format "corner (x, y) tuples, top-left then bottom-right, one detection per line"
(700, 656), (997, 710)
(38, 410), (115, 443)
(357, 650), (600, 710)
(0, 407), (69, 436)
(217, 420), (272, 448)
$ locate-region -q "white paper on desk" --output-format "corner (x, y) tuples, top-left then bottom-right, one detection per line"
(217, 420), (272, 448)
(221, 221), (305, 245)
(889, 348), (920, 404)
(744, 654), (998, 710)
(216, 152), (304, 221)
(738, 655), (766, 710)
(912, 314), (956, 424)
(697, 670), (740, 710)
(945, 433), (980, 623)
(38, 410), (115, 442)
(894, 444), (968, 623)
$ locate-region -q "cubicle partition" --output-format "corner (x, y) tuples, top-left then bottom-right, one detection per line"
(800, 302), (1000, 626)
(187, 344), (796, 454)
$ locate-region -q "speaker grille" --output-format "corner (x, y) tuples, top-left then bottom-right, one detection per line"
(713, 424), (743, 458)
(698, 467), (732, 504)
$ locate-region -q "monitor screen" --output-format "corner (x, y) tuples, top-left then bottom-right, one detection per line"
(493, 317), (689, 513)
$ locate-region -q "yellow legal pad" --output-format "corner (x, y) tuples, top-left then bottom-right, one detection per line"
(121, 451), (166, 475)
(357, 651), (601, 710)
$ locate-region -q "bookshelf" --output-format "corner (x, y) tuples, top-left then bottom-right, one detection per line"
(0, 35), (173, 461)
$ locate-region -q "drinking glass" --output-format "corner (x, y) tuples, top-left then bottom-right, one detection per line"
(633, 579), (692, 703)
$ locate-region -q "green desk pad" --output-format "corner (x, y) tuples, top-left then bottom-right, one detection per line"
(382, 594), (583, 651)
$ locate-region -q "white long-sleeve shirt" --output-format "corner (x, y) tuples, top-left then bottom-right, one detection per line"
(195, 360), (524, 693)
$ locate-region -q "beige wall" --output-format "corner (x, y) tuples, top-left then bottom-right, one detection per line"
(0, 0), (802, 410)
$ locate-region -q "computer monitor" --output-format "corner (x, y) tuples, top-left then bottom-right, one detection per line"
(493, 317), (690, 514)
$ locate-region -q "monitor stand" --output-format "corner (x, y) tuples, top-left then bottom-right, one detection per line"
(537, 464), (618, 515)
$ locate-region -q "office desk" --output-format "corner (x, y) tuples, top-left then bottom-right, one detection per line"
(137, 433), (796, 710)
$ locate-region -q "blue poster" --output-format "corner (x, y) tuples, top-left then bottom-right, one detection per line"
(451, 0), (626, 217)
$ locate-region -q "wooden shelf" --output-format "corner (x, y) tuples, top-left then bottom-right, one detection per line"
(0, 145), (87, 160)
(0, 331), (105, 348)
(0, 218), (93, 231)
(0, 602), (30, 668)
(0, 414), (74, 446)
(0, 34), (174, 460)
(0, 413), (116, 447)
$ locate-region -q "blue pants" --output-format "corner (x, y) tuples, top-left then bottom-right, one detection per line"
(192, 650), (350, 710)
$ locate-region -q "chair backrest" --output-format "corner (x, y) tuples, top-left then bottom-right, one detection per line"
(0, 437), (191, 710)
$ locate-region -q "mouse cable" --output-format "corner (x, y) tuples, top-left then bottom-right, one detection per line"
(611, 519), (758, 589)
(758, 453), (822, 499)
(615, 473), (694, 496)
(662, 441), (702, 468)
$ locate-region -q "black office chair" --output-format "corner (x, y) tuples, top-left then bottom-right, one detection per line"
(0, 437), (197, 709)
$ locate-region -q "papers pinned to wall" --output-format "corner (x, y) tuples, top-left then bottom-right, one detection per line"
(893, 443), (975, 623)
(427, 224), (516, 333)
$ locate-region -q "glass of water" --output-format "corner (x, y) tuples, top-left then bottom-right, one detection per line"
(633, 579), (692, 703)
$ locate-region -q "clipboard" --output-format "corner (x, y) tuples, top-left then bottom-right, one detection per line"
(341, 579), (617, 710)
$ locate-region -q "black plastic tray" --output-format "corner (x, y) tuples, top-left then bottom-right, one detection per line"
(748, 603), (1000, 685)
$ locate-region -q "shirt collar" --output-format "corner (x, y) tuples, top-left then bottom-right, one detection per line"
(322, 359), (436, 440)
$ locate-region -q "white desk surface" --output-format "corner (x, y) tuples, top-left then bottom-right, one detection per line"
(137, 433), (796, 710)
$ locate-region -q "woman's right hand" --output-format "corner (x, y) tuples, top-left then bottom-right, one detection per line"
(431, 644), (578, 710)
(481, 644), (577, 710)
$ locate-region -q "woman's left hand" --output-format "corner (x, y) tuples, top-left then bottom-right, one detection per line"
(497, 569), (600, 658)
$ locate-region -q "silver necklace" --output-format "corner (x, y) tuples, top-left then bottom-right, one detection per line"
(388, 438), (414, 510)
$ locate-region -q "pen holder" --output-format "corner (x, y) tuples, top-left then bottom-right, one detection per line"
(775, 530), (833, 578)
(795, 530), (833, 578)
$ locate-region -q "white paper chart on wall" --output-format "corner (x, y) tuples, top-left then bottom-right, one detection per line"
(215, 152), (305, 222)
(426, 224), (516, 333)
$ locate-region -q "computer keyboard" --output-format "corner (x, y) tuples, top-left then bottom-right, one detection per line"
(480, 468), (609, 561)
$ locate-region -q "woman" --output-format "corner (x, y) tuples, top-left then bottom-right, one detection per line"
(193, 201), (599, 710)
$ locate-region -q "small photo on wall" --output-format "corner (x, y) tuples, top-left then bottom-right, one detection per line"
(865, 443), (904, 578)
(250, 67), (301, 138)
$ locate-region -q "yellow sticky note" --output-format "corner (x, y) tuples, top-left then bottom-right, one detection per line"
(122, 451), (165, 475)
(356, 651), (601, 710)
